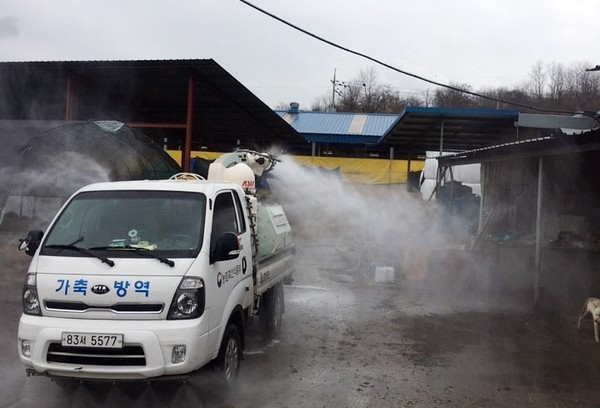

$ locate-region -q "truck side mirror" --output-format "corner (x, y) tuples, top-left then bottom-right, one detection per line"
(211, 231), (240, 263)
(18, 230), (44, 257)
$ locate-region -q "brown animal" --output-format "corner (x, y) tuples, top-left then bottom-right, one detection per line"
(577, 297), (600, 343)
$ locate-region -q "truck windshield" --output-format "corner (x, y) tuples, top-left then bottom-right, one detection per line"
(41, 190), (206, 258)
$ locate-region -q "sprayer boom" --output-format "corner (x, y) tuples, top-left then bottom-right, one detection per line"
(213, 149), (279, 176)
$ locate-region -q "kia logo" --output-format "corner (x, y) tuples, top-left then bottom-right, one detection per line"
(91, 284), (110, 295)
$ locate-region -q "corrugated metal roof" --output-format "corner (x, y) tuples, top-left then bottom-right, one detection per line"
(380, 106), (521, 151)
(0, 59), (304, 149)
(275, 106), (522, 149)
(275, 110), (401, 145)
(437, 128), (600, 166)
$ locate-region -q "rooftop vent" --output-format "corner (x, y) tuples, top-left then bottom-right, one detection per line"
(288, 102), (300, 114)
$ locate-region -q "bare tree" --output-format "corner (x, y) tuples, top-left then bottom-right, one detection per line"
(547, 61), (566, 109)
(528, 60), (547, 102)
(310, 95), (331, 112)
(336, 79), (364, 112)
(274, 102), (292, 110)
(560, 61), (600, 111)
(312, 67), (425, 113)
(309, 61), (600, 114)
(433, 82), (475, 107)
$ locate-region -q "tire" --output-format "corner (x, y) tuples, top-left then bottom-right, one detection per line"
(283, 274), (294, 285)
(261, 282), (284, 339)
(214, 323), (242, 385)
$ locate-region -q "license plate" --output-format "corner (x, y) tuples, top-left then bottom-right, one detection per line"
(61, 332), (124, 349)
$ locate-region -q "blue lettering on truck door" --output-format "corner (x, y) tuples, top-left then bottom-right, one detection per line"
(54, 279), (151, 297)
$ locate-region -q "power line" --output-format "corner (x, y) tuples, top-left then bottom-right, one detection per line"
(238, 0), (599, 120)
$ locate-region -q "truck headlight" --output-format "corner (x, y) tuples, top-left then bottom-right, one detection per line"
(167, 277), (205, 320)
(171, 345), (186, 364)
(22, 274), (42, 316)
(20, 340), (32, 358)
(175, 292), (198, 315)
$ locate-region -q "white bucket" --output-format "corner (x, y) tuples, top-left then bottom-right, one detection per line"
(375, 266), (395, 283)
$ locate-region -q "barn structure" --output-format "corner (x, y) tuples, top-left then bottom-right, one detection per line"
(438, 122), (600, 314)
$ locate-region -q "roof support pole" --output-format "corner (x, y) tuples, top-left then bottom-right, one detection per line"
(407, 148), (411, 185)
(65, 75), (73, 121)
(183, 74), (195, 172)
(435, 120), (445, 199)
(478, 163), (486, 233)
(389, 147), (394, 185)
(534, 156), (544, 314)
(439, 119), (445, 156)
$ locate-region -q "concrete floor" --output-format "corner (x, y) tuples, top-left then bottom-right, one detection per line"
(3, 224), (600, 408)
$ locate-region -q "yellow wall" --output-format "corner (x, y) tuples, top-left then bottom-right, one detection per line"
(167, 150), (424, 184)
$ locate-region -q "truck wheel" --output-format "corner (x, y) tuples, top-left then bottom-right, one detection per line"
(261, 283), (284, 339)
(283, 274), (294, 285)
(215, 323), (242, 384)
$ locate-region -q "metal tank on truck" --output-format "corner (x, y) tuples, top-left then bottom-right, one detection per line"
(16, 149), (295, 384)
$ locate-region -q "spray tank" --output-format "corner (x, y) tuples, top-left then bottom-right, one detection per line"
(207, 149), (277, 194)
(206, 150), (292, 263)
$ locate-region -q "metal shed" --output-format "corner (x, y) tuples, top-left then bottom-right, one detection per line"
(380, 106), (521, 153)
(438, 127), (600, 314)
(0, 59), (303, 171)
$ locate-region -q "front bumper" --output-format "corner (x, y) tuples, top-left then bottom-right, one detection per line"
(18, 314), (212, 380)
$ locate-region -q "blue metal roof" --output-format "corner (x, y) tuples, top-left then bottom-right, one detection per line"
(274, 110), (401, 145)
(274, 106), (521, 151)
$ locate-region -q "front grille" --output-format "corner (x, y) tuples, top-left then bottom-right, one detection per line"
(44, 300), (164, 313)
(46, 343), (146, 366)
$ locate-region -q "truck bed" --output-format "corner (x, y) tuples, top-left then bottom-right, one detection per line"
(254, 244), (295, 296)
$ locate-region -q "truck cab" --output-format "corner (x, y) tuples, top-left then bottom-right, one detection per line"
(17, 151), (294, 382)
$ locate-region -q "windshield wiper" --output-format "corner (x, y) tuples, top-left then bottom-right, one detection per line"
(89, 245), (175, 267)
(46, 238), (115, 267)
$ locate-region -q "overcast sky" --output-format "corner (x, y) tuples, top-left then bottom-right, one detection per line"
(1, 0), (599, 110)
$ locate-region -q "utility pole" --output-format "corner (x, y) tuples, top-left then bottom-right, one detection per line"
(331, 68), (337, 112)
(330, 68), (348, 112)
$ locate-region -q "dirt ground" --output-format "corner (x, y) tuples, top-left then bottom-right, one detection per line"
(3, 185), (600, 407)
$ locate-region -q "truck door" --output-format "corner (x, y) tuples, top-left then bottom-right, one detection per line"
(207, 190), (251, 346)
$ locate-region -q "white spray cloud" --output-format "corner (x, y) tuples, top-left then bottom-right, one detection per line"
(268, 156), (443, 281)
(1, 151), (110, 229)
(267, 156), (521, 314)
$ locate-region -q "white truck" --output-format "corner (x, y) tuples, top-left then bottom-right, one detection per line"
(16, 150), (295, 383)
